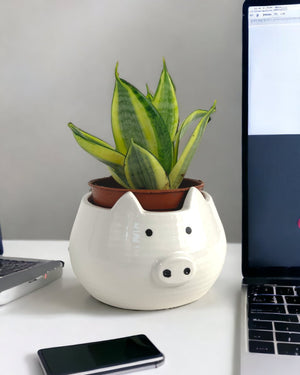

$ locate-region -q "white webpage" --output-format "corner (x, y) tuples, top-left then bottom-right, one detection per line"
(248, 4), (300, 135)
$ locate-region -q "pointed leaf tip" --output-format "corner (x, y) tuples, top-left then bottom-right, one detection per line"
(115, 62), (119, 79)
(152, 59), (178, 141)
(111, 73), (173, 173)
(146, 84), (154, 100)
(169, 102), (216, 188)
(162, 57), (167, 69)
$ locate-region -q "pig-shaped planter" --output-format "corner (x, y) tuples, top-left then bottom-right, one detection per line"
(69, 187), (226, 310)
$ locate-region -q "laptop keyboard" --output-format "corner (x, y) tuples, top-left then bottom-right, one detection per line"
(248, 284), (300, 355)
(0, 259), (37, 277)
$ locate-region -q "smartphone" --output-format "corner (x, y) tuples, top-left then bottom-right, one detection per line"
(37, 334), (165, 375)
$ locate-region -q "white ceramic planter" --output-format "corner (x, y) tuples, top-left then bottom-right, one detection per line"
(69, 187), (226, 310)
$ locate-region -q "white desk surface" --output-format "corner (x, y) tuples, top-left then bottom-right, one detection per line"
(1, 241), (241, 375)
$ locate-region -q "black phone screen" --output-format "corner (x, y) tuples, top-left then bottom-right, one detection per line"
(38, 334), (164, 375)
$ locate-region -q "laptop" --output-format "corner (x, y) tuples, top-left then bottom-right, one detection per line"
(241, 0), (300, 373)
(0, 225), (64, 305)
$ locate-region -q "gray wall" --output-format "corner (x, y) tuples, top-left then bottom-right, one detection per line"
(0, 0), (242, 241)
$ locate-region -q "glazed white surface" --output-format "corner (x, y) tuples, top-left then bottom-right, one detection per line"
(69, 188), (226, 310)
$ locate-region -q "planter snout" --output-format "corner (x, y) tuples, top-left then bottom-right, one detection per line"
(154, 254), (196, 287)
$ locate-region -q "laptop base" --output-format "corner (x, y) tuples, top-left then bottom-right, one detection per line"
(241, 283), (300, 375)
(0, 265), (63, 305)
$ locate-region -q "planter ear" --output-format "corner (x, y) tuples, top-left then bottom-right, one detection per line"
(182, 187), (207, 210)
(111, 191), (144, 214)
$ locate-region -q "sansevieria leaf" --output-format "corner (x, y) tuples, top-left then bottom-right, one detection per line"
(169, 101), (216, 189)
(146, 84), (154, 101)
(112, 64), (173, 174)
(173, 109), (208, 162)
(152, 59), (179, 141)
(108, 166), (130, 189)
(124, 140), (170, 190)
(68, 123), (125, 169)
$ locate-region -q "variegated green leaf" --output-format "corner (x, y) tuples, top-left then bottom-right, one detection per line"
(169, 101), (216, 189)
(173, 109), (208, 162)
(124, 141), (170, 190)
(68, 123), (125, 169)
(146, 84), (154, 101)
(112, 63), (173, 174)
(152, 59), (179, 141)
(108, 166), (130, 188)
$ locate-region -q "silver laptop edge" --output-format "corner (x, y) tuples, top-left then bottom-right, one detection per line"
(0, 264), (63, 305)
(0, 256), (64, 305)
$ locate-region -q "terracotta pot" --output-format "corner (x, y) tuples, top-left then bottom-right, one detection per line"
(88, 176), (204, 211)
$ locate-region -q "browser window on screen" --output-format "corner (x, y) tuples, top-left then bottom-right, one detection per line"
(246, 4), (300, 268)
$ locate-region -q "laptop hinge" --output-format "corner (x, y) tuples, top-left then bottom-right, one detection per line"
(243, 277), (300, 285)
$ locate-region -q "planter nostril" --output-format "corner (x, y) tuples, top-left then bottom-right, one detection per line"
(162, 269), (172, 278)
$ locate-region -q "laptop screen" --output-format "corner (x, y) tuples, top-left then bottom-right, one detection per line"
(242, 0), (300, 277)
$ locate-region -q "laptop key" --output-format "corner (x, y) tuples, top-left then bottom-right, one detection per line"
(249, 320), (273, 330)
(277, 343), (300, 356)
(276, 332), (300, 343)
(249, 304), (285, 313)
(249, 340), (275, 354)
(248, 294), (283, 303)
(287, 305), (300, 314)
(275, 322), (300, 333)
(249, 329), (273, 341)
(276, 287), (294, 296)
(248, 285), (274, 295)
(249, 313), (298, 322)
(285, 296), (300, 304)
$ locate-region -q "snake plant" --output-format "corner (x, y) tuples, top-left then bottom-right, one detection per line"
(68, 60), (216, 190)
